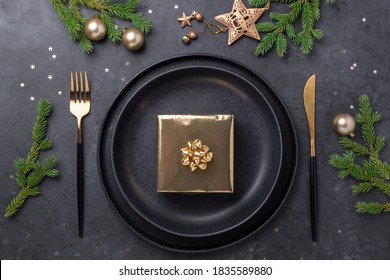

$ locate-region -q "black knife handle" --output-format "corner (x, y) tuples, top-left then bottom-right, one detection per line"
(310, 156), (317, 242)
(77, 143), (84, 238)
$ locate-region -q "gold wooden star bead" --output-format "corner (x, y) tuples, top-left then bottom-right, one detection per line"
(214, 0), (267, 45)
(178, 12), (193, 28)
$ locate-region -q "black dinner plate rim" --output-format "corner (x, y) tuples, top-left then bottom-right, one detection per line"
(97, 53), (299, 252)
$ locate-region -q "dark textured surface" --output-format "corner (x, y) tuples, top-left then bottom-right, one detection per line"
(0, 0), (389, 259)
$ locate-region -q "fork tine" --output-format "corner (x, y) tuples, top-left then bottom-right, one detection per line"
(70, 71), (75, 102)
(75, 71), (79, 103)
(79, 71), (84, 103)
(84, 71), (90, 102)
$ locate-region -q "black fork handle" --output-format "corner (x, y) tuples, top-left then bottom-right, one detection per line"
(77, 143), (84, 238)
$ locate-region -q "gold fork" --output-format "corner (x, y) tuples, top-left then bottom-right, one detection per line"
(70, 71), (90, 238)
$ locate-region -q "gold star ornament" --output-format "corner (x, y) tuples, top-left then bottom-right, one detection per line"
(214, 0), (267, 45)
(177, 12), (193, 28)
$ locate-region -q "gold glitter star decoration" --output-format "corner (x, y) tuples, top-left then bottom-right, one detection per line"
(180, 139), (213, 172)
(178, 12), (193, 28)
(214, 0), (268, 45)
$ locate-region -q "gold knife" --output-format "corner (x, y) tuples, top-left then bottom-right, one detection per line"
(303, 74), (317, 242)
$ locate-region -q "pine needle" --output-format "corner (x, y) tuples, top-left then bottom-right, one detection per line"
(4, 98), (59, 218)
(328, 95), (390, 215)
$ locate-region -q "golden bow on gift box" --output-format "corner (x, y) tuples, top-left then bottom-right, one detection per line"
(180, 139), (213, 171)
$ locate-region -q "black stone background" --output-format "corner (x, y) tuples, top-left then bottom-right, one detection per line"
(0, 0), (389, 259)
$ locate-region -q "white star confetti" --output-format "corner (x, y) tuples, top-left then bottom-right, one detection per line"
(9, 174), (14, 179)
(362, 18), (367, 22)
(125, 61), (130, 66)
(105, 68), (109, 72)
(148, 9), (152, 14)
(58, 91), (62, 95)
(274, 227), (279, 232)
(52, 54), (57, 59)
(54, 251), (59, 256)
(350, 66), (354, 70)
(353, 63), (357, 67)
(30, 96), (35, 101)
(373, 70), (378, 74)
(60, 223), (66, 228)
(350, 105), (354, 109)
(174, 4), (179, 9)
(26, 233), (31, 238)
(249, 247), (254, 252)
(20, 83), (25, 87)
(48, 46), (53, 51)
(74, 252), (80, 257)
(48, 75), (53, 80)
(30, 65), (35, 69)
(341, 49), (347, 55)
(121, 77), (126, 82)
(338, 229), (342, 234)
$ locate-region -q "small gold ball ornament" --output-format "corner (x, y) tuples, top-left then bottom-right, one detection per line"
(188, 31), (197, 40)
(182, 35), (190, 44)
(195, 12), (203, 22)
(84, 15), (107, 41)
(333, 113), (356, 137)
(122, 28), (144, 51)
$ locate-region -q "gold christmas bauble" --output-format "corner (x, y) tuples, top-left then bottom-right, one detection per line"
(181, 35), (190, 44)
(332, 113), (356, 137)
(84, 16), (107, 41)
(122, 28), (144, 51)
(188, 31), (197, 40)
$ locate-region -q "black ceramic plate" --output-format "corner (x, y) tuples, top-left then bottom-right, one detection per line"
(98, 55), (298, 252)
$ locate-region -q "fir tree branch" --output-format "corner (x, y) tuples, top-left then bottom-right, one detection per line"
(329, 94), (390, 214)
(4, 99), (59, 218)
(252, 0), (335, 57)
(355, 202), (390, 214)
(50, 0), (152, 53)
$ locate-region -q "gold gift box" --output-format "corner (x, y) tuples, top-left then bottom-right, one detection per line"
(157, 115), (234, 193)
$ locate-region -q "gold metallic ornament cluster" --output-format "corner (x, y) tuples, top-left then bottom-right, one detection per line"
(180, 139), (213, 171)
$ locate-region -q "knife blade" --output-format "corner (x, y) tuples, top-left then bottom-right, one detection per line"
(303, 74), (317, 242)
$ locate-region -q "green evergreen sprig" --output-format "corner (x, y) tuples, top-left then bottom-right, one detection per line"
(4, 99), (59, 217)
(50, 0), (152, 53)
(329, 95), (390, 214)
(250, 0), (336, 57)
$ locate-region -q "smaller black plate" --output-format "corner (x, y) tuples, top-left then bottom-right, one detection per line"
(98, 55), (298, 252)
